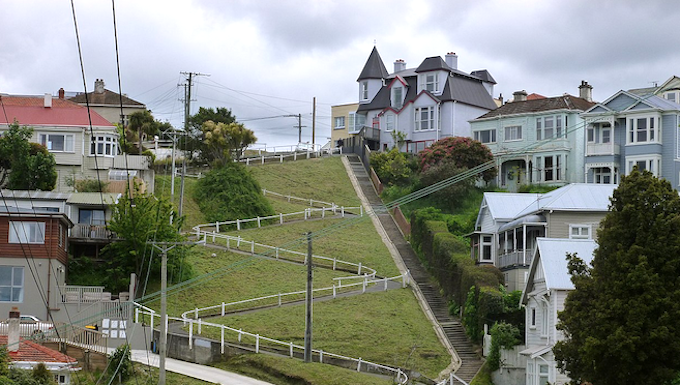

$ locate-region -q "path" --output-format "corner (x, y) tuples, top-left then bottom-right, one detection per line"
(124, 349), (274, 385)
(344, 154), (483, 384)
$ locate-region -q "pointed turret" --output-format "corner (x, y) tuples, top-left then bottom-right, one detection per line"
(357, 46), (389, 81)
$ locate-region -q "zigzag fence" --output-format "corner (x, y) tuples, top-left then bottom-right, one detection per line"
(192, 205), (363, 233)
(238, 149), (325, 166)
(261, 189), (335, 208)
(195, 231), (377, 277)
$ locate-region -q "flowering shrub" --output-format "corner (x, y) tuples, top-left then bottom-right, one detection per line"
(417, 137), (496, 182)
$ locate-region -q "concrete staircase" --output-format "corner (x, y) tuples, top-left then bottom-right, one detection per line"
(346, 154), (483, 384)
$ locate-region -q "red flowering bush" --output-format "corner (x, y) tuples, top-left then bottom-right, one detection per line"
(417, 137), (496, 182)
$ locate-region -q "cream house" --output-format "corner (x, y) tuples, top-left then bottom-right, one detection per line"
(0, 93), (153, 192)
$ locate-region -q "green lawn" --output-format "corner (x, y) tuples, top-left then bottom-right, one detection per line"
(222, 217), (399, 277)
(202, 289), (449, 379)
(142, 246), (356, 317)
(148, 157), (451, 383)
(216, 354), (394, 385)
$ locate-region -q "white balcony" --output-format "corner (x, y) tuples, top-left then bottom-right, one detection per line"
(586, 142), (620, 156)
(498, 249), (532, 269)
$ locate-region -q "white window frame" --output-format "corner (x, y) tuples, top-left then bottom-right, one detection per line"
(540, 303), (549, 337)
(392, 87), (403, 109)
(0, 266), (24, 303)
(474, 129), (497, 144)
(627, 115), (660, 144)
(90, 135), (118, 157)
(333, 116), (345, 130)
(384, 113), (395, 132)
(538, 364), (549, 385)
(504, 125), (522, 141)
(480, 235), (493, 262)
(536, 115), (564, 140)
(569, 224), (592, 239)
(9, 221), (45, 244)
(663, 90), (680, 104)
(420, 73), (439, 93)
(414, 106), (436, 131)
(39, 133), (75, 153)
(626, 154), (661, 176)
(593, 167), (616, 184)
(537, 154), (562, 182)
(529, 306), (537, 329)
(361, 81), (369, 101)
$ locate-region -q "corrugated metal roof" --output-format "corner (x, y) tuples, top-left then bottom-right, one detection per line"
(536, 238), (596, 290)
(0, 96), (112, 127)
(483, 192), (542, 221)
(515, 183), (616, 217)
(0, 190), (70, 200)
(66, 193), (120, 205)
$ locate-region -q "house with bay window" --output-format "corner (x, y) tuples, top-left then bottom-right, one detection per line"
(520, 238), (596, 385)
(469, 83), (596, 191)
(0, 94), (153, 193)
(581, 81), (680, 187)
(470, 183), (614, 291)
(354, 47), (499, 152)
(0, 206), (72, 321)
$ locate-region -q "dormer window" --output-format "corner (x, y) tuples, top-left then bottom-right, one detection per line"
(361, 81), (369, 101)
(392, 87), (403, 109)
(421, 73), (439, 93)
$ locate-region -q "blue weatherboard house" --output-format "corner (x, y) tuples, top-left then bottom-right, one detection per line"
(469, 83), (596, 191)
(581, 77), (680, 186)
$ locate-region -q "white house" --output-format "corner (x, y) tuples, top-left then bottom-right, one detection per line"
(354, 47), (499, 152)
(520, 238), (596, 385)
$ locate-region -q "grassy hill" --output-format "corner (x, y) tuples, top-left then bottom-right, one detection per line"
(149, 156), (450, 383)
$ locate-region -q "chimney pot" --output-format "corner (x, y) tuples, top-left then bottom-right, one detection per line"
(95, 79), (105, 94)
(393, 59), (406, 73)
(513, 90), (528, 102)
(8, 307), (19, 352)
(58, 88), (65, 99)
(578, 80), (593, 102)
(445, 52), (458, 70)
(44, 93), (52, 108)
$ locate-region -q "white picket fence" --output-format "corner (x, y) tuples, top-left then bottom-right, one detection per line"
(239, 149), (323, 166)
(261, 189), (335, 208)
(195, 231), (377, 277)
(181, 272), (409, 320)
(192, 205), (362, 233)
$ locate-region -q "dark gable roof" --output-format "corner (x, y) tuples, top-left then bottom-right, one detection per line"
(357, 46), (389, 81)
(475, 94), (596, 119)
(69, 89), (145, 107)
(470, 70), (497, 85)
(441, 76), (498, 110)
(415, 56), (449, 73)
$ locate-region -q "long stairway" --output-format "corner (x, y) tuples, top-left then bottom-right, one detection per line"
(346, 155), (483, 384)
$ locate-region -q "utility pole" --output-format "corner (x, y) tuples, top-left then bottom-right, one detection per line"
(150, 240), (203, 385)
(312, 97), (316, 146)
(304, 232), (313, 362)
(281, 114), (305, 145)
(179, 71), (209, 217)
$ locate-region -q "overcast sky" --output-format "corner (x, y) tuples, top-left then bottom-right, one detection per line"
(2, 0), (680, 148)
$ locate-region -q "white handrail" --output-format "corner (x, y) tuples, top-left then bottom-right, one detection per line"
(191, 205), (363, 232)
(195, 231), (377, 277)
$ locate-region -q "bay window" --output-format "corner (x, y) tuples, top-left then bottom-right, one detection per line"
(90, 135), (118, 157)
(537, 154), (562, 182)
(626, 155), (661, 176)
(536, 116), (564, 140)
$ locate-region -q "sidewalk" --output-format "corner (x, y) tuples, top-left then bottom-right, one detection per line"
(129, 349), (274, 385)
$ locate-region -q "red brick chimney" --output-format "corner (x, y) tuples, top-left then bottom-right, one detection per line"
(58, 88), (65, 99)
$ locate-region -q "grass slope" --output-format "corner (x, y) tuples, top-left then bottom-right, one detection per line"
(204, 289), (449, 379)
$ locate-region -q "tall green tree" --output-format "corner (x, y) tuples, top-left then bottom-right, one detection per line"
(202, 120), (256, 165)
(0, 122), (57, 191)
(554, 168), (680, 385)
(102, 188), (188, 293)
(127, 110), (161, 154)
(187, 107), (238, 164)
